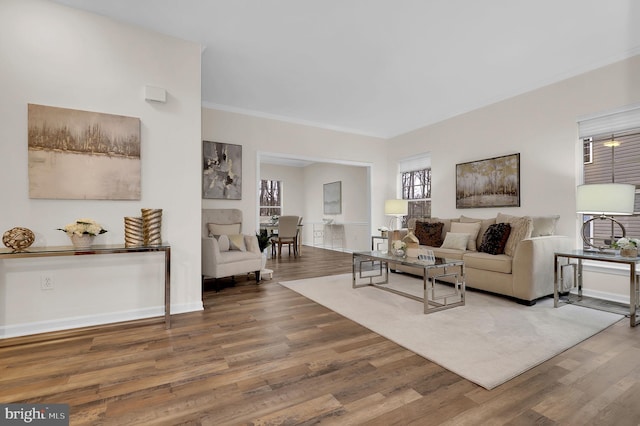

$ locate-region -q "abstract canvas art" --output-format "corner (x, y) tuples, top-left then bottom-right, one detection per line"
(28, 104), (141, 200)
(323, 181), (342, 214)
(202, 141), (242, 199)
(456, 153), (520, 208)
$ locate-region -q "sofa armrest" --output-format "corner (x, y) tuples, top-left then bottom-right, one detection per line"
(202, 237), (221, 277)
(511, 235), (572, 301)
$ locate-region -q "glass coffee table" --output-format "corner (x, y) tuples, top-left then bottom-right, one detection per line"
(352, 250), (465, 314)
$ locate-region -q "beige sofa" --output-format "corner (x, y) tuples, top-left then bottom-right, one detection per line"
(389, 213), (571, 304)
(202, 209), (262, 283)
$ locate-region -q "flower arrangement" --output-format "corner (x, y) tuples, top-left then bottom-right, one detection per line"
(378, 226), (389, 232)
(58, 218), (107, 236)
(392, 240), (406, 251)
(612, 237), (640, 249)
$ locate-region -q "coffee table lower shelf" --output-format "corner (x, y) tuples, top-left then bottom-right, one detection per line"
(352, 251), (465, 314)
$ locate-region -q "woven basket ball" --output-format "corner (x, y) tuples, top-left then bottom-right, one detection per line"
(2, 227), (35, 251)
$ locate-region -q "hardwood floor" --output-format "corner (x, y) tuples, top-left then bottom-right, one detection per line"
(1, 246), (639, 425)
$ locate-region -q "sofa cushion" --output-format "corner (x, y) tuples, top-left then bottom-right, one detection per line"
(460, 215), (496, 249)
(478, 223), (511, 255)
(217, 234), (230, 252)
(464, 251), (512, 274)
(496, 213), (533, 256)
(441, 232), (469, 251)
(228, 234), (247, 251)
(208, 222), (241, 237)
(531, 215), (560, 237)
(415, 221), (444, 246)
(430, 247), (465, 260)
(450, 221), (482, 251)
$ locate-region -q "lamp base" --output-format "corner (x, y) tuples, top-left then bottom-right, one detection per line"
(581, 215), (626, 251)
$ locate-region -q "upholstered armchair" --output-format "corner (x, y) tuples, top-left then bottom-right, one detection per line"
(202, 209), (262, 283)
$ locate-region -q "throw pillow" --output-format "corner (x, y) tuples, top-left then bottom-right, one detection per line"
(228, 234), (246, 251)
(217, 234), (230, 252)
(478, 223), (511, 255)
(450, 221), (482, 251)
(207, 223), (241, 237)
(531, 215), (560, 237)
(440, 232), (470, 251)
(496, 214), (534, 256)
(414, 221), (444, 247)
(460, 215), (496, 248)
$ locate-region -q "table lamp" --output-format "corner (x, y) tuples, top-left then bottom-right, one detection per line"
(384, 199), (408, 231)
(576, 183), (635, 250)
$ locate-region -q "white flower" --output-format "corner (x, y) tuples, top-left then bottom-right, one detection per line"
(378, 226), (389, 232)
(392, 240), (406, 250)
(58, 218), (107, 236)
(612, 237), (639, 249)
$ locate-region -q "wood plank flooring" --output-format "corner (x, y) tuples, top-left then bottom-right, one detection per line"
(1, 246), (640, 425)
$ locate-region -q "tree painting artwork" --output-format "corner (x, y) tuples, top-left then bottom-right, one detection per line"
(456, 153), (520, 208)
(28, 104), (141, 200)
(202, 141), (242, 199)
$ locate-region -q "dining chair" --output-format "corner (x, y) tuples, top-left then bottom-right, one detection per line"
(272, 215), (300, 258)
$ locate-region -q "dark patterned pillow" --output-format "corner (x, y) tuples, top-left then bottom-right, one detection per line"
(414, 221), (444, 247)
(478, 223), (511, 255)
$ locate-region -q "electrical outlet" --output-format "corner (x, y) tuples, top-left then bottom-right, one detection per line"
(41, 275), (54, 290)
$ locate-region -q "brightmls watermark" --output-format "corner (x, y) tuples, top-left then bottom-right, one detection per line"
(0, 404), (68, 425)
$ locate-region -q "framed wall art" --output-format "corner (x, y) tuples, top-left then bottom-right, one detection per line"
(202, 140), (242, 199)
(323, 181), (342, 214)
(28, 104), (141, 200)
(456, 153), (520, 208)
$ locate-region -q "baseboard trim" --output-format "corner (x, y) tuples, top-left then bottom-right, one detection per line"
(0, 302), (203, 339)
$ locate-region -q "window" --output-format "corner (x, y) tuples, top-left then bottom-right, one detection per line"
(401, 168), (431, 227)
(259, 179), (282, 217)
(583, 139), (593, 164)
(582, 131), (640, 246)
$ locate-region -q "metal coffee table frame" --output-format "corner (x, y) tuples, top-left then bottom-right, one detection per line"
(352, 251), (465, 314)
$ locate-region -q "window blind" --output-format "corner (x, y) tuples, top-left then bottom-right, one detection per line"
(577, 103), (640, 138)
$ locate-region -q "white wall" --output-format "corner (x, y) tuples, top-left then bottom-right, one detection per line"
(0, 0), (203, 337)
(388, 54), (640, 299)
(202, 107), (389, 238)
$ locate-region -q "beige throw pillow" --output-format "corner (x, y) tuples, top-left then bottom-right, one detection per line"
(217, 234), (230, 252)
(496, 214), (533, 256)
(228, 234), (246, 251)
(460, 215), (496, 249)
(441, 232), (470, 251)
(450, 221), (482, 251)
(208, 223), (241, 237)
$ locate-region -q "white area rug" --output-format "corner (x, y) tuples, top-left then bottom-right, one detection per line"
(279, 273), (623, 390)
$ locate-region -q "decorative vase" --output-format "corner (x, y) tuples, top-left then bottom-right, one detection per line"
(394, 248), (405, 257)
(70, 234), (95, 249)
(3, 227), (35, 252)
(141, 208), (162, 246)
(620, 247), (638, 258)
(124, 216), (144, 247)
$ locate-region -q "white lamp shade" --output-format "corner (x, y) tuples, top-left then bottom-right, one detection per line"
(576, 183), (635, 215)
(384, 199), (408, 216)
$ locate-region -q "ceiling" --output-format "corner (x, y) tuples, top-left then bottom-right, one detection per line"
(52, 0), (640, 138)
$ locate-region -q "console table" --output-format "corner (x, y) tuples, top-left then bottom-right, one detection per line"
(554, 249), (639, 327)
(0, 244), (172, 329)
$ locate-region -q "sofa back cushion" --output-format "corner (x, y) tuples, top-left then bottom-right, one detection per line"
(414, 221), (444, 247)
